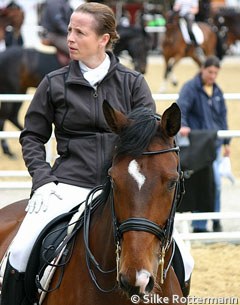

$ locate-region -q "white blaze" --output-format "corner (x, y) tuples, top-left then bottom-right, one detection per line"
(128, 160), (146, 190)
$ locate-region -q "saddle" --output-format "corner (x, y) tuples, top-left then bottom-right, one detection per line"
(24, 205), (84, 304)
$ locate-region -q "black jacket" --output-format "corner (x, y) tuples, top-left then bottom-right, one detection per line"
(20, 52), (155, 192)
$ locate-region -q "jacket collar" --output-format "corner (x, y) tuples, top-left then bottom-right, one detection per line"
(65, 51), (119, 85)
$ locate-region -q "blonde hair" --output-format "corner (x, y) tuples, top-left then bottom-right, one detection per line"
(75, 2), (119, 49)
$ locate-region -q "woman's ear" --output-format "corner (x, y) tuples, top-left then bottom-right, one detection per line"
(100, 33), (110, 48)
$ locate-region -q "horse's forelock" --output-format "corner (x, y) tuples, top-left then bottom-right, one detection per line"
(115, 107), (160, 157)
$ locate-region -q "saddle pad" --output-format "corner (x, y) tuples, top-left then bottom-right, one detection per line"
(179, 18), (204, 45)
(38, 244), (67, 305)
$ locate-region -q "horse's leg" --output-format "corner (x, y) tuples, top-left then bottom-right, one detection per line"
(0, 102), (23, 158)
(8, 102), (23, 130)
(159, 58), (172, 93)
(0, 119), (17, 159)
(168, 56), (183, 87)
(159, 57), (180, 93)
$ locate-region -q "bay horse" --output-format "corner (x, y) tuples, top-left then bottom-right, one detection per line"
(0, 102), (187, 304)
(160, 11), (218, 92)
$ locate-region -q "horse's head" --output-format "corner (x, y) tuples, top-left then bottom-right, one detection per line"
(103, 101), (182, 297)
(0, 6), (24, 39)
(165, 10), (180, 28)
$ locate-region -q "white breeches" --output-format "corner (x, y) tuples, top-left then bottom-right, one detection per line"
(173, 229), (194, 281)
(8, 183), (194, 281)
(9, 183), (91, 272)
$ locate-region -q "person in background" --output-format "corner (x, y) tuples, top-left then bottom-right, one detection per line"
(40, 0), (73, 55)
(173, 0), (205, 62)
(177, 55), (230, 233)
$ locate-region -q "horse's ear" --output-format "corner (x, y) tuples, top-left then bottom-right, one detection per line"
(102, 100), (129, 134)
(160, 103), (181, 137)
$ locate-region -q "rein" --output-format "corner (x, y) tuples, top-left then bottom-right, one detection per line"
(84, 145), (185, 291)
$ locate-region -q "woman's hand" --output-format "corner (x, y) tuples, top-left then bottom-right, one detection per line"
(179, 126), (191, 136)
(26, 182), (62, 213)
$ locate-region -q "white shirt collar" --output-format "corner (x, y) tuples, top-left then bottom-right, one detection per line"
(79, 54), (110, 88)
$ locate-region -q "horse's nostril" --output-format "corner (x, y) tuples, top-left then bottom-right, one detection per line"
(145, 275), (154, 293)
(119, 273), (141, 297)
(119, 273), (128, 290)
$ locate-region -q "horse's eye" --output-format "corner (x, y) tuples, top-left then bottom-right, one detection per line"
(168, 180), (177, 191)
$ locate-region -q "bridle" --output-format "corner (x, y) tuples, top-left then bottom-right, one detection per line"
(84, 145), (185, 292)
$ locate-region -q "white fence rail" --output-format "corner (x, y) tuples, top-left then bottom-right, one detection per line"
(175, 212), (240, 242)
(2, 93), (240, 102)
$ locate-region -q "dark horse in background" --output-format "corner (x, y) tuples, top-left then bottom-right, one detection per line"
(160, 10), (221, 92)
(114, 25), (151, 75)
(0, 27), (150, 158)
(0, 46), (64, 157)
(0, 102), (187, 304)
(212, 7), (240, 53)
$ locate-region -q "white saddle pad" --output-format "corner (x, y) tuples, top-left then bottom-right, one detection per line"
(180, 18), (204, 45)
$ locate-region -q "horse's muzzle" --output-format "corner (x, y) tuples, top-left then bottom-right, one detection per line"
(119, 270), (154, 297)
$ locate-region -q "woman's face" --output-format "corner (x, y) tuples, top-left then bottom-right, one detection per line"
(201, 65), (220, 86)
(67, 11), (109, 66)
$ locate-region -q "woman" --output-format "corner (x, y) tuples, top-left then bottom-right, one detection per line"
(177, 55), (230, 232)
(1, 3), (155, 305)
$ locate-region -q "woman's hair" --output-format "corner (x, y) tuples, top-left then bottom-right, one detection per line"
(75, 2), (119, 49)
(203, 55), (221, 69)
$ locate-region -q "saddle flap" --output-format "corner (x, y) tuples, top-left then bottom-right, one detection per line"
(24, 210), (77, 303)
